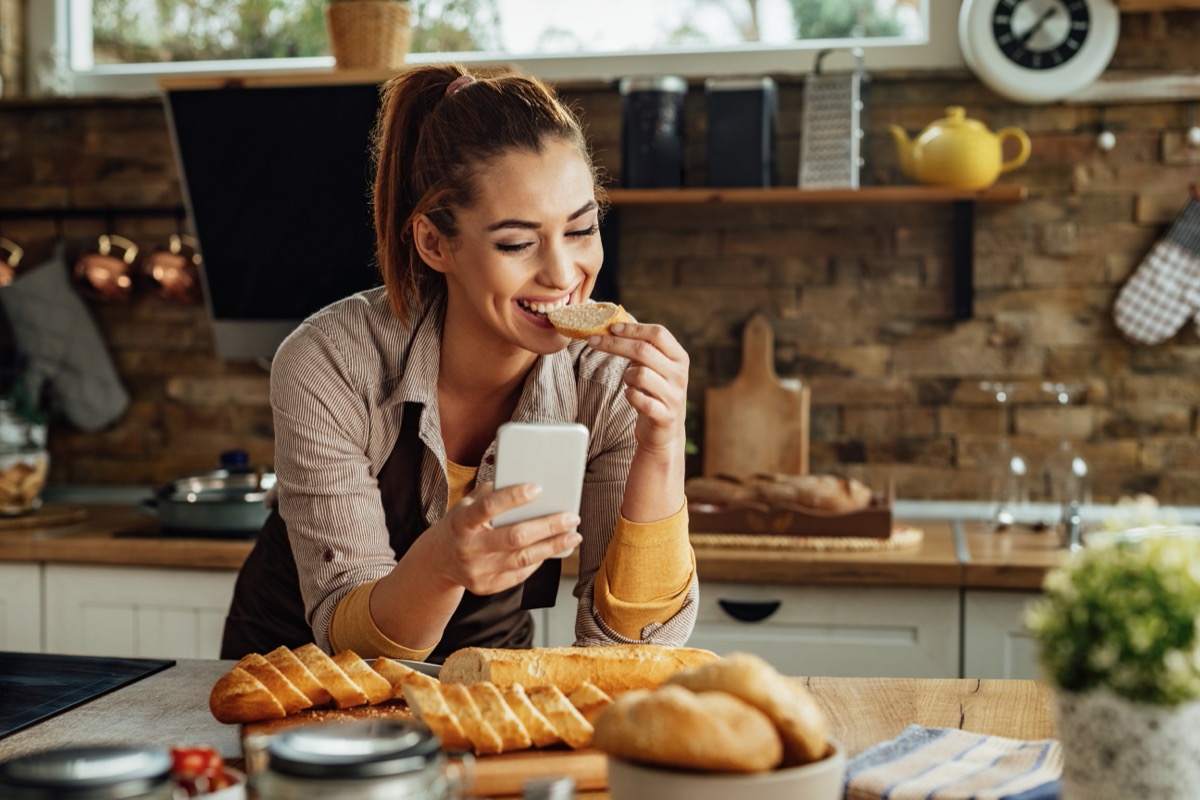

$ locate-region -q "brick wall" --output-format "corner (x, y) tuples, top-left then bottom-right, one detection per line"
(2, 11), (1200, 503)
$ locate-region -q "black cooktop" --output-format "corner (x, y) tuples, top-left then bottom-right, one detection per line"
(0, 652), (175, 738)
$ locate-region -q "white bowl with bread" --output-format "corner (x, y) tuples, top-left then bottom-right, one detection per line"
(592, 652), (845, 800)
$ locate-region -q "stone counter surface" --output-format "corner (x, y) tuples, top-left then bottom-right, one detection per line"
(0, 504), (1069, 590)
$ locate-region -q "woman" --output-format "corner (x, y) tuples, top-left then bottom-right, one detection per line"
(221, 65), (697, 662)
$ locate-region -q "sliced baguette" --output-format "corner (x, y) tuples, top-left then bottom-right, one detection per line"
(265, 645), (331, 707)
(235, 653), (312, 715)
(500, 684), (561, 749)
(293, 643), (369, 709)
(547, 301), (631, 339)
(567, 680), (613, 725)
(209, 666), (287, 724)
(440, 644), (721, 697)
(399, 672), (472, 752)
(468, 682), (533, 753)
(371, 657), (419, 694)
(332, 650), (395, 705)
(528, 685), (594, 750)
(441, 683), (504, 755)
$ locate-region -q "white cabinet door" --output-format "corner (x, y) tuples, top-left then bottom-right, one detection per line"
(0, 563), (42, 652)
(962, 590), (1042, 680)
(44, 565), (239, 659)
(690, 582), (961, 679)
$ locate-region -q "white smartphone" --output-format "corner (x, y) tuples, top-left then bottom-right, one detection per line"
(491, 421), (589, 557)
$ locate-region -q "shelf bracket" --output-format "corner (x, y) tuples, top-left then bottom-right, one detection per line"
(952, 200), (975, 321)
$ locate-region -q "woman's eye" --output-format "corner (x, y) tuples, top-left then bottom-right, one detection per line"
(567, 224), (599, 239)
(496, 242), (532, 253)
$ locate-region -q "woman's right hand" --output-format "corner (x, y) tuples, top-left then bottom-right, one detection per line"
(430, 481), (582, 596)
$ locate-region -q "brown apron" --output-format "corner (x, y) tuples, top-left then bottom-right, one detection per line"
(221, 402), (560, 662)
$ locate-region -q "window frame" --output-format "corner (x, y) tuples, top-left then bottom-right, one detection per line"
(27, 0), (966, 97)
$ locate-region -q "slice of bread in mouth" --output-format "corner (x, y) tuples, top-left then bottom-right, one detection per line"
(547, 301), (631, 339)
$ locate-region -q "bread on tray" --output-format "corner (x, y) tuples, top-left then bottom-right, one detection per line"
(210, 643), (719, 755)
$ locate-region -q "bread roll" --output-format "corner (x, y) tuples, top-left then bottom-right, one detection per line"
(666, 651), (829, 766)
(547, 301), (631, 339)
(593, 684), (783, 773)
(439, 644), (720, 697)
(781, 474), (873, 513)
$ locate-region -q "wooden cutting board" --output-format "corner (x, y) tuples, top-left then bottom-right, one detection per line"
(704, 312), (809, 478)
(241, 704), (608, 797)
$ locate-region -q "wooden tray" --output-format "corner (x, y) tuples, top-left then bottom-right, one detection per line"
(688, 482), (894, 539)
(241, 703), (607, 797)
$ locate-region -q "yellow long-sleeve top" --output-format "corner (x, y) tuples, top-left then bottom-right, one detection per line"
(328, 459), (694, 659)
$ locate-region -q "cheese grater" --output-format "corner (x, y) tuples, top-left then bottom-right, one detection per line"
(799, 48), (868, 189)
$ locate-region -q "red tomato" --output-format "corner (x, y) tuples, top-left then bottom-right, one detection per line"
(170, 746), (228, 796)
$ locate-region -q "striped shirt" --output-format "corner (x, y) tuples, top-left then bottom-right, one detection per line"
(270, 287), (699, 653)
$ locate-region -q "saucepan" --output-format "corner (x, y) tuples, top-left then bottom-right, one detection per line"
(141, 233), (203, 304)
(74, 234), (138, 302)
(140, 462), (276, 537)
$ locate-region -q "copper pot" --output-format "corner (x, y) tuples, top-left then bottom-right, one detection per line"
(0, 237), (23, 288)
(74, 234), (138, 302)
(142, 234), (202, 304)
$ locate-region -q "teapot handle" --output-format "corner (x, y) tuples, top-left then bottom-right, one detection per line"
(997, 128), (1032, 174)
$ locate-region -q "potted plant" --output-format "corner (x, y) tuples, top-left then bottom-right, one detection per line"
(325, 0), (413, 70)
(1024, 527), (1200, 799)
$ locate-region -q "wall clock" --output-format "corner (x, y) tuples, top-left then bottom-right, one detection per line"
(959, 0), (1121, 104)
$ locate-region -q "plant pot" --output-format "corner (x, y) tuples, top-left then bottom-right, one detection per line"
(1055, 688), (1200, 799)
(325, 1), (413, 70)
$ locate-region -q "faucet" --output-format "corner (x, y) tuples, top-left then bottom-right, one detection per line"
(1061, 500), (1083, 552)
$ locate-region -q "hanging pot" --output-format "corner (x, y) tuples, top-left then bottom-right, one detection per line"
(74, 234), (138, 303)
(141, 233), (203, 304)
(140, 462), (276, 538)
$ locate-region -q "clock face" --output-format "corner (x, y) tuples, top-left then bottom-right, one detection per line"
(959, 0), (1120, 104)
(992, 0), (1090, 71)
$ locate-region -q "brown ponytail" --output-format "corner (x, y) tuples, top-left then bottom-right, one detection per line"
(371, 64), (605, 327)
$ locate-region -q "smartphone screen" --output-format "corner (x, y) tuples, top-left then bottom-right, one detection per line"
(491, 422), (589, 556)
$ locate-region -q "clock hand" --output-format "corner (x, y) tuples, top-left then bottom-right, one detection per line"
(1017, 6), (1059, 48)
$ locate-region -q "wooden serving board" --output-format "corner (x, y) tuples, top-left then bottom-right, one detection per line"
(241, 703), (608, 797)
(704, 312), (809, 479)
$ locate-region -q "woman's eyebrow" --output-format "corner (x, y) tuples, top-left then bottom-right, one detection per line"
(485, 200), (598, 232)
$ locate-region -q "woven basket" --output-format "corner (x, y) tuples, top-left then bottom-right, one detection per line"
(325, 1), (413, 70)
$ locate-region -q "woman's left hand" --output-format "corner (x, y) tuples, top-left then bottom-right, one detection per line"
(588, 321), (689, 455)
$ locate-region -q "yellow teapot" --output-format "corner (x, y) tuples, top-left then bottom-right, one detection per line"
(889, 106), (1031, 190)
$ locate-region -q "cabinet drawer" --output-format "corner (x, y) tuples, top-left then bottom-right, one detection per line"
(691, 582), (960, 679)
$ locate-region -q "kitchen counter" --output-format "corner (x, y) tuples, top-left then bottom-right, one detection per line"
(0, 504), (1069, 590)
(0, 658), (1057, 796)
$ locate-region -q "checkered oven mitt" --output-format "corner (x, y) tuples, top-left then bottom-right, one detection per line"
(1113, 194), (1200, 345)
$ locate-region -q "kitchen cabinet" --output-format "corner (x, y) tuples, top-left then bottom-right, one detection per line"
(962, 589), (1042, 680)
(606, 185), (1027, 321)
(0, 563), (43, 652)
(43, 564), (238, 659)
(540, 578), (961, 679)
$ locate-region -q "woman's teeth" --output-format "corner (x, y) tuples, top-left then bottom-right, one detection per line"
(518, 298), (568, 317)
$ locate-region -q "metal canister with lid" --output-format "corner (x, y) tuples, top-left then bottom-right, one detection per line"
(0, 745), (178, 799)
(256, 719), (469, 800)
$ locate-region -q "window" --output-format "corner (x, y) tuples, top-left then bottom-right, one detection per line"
(27, 0), (964, 97)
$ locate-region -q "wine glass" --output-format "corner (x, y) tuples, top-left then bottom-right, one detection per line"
(1042, 381), (1091, 545)
(979, 381), (1030, 531)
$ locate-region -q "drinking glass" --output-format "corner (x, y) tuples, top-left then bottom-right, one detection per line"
(1042, 381), (1091, 544)
(979, 381), (1030, 530)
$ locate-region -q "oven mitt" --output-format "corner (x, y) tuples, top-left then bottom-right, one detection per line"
(1112, 195), (1200, 345)
(0, 242), (130, 430)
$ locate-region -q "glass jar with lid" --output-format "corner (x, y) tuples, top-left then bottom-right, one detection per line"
(0, 745), (177, 800)
(0, 398), (49, 516)
(257, 719), (471, 800)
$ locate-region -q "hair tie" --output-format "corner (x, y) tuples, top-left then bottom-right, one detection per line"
(445, 75), (476, 97)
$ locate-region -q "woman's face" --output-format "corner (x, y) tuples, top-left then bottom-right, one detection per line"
(432, 138), (603, 356)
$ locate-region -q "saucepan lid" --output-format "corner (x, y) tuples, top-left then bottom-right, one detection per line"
(155, 450), (276, 504)
(0, 745), (173, 799)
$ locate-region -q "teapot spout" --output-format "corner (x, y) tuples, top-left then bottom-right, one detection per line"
(889, 125), (915, 179)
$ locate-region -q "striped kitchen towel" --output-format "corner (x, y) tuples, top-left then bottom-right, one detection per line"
(843, 725), (1061, 800)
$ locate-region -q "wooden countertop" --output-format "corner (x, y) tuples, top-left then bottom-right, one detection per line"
(0, 505), (1068, 590)
(0, 659), (1057, 795)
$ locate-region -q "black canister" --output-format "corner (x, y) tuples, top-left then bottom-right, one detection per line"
(619, 76), (688, 188)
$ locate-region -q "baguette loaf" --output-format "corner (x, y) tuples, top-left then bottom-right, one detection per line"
(439, 644), (720, 697)
(209, 645), (620, 753)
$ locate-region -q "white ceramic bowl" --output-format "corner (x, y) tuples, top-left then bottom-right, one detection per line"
(606, 738), (845, 800)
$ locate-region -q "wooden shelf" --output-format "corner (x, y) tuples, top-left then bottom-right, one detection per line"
(604, 185), (1028, 321)
(605, 185), (1028, 206)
